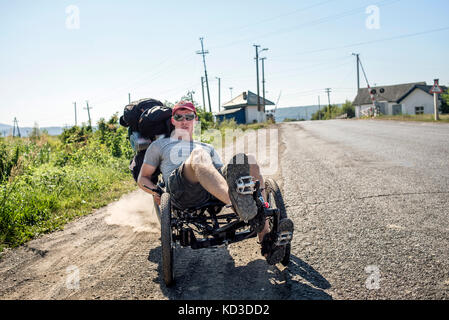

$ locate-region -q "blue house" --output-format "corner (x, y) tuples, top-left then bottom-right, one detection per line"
(215, 91), (274, 124)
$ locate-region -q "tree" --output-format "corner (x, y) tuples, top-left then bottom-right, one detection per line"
(30, 122), (41, 140)
(341, 100), (355, 118)
(311, 104), (343, 120)
(440, 89), (449, 114)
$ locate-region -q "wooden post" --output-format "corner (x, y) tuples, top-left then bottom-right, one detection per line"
(434, 93), (440, 121)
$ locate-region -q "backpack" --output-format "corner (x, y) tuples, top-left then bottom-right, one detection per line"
(138, 105), (174, 139)
(120, 98), (164, 132)
(129, 131), (152, 152)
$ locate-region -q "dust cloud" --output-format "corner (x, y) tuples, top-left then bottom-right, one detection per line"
(104, 189), (160, 233)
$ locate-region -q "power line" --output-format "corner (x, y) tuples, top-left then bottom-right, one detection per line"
(209, 0), (336, 39)
(288, 25), (449, 57)
(211, 0), (401, 50)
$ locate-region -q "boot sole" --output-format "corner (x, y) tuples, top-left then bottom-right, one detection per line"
(224, 153), (258, 222)
(266, 218), (294, 265)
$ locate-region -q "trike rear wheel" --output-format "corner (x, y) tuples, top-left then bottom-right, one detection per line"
(265, 178), (291, 266)
(160, 192), (174, 286)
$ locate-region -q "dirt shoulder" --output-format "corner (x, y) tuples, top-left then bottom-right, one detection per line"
(0, 124), (304, 300)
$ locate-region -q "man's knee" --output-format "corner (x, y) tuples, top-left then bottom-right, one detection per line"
(187, 148), (213, 173)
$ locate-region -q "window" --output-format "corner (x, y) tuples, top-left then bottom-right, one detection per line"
(415, 106), (424, 115)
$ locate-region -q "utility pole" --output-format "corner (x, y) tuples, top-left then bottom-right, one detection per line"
(229, 87), (233, 99)
(197, 37), (212, 113)
(254, 46), (268, 113)
(201, 77), (206, 112)
(84, 101), (92, 128)
(216, 77), (221, 112)
(325, 88), (332, 117)
(260, 57), (267, 113)
(352, 53), (360, 92)
(128, 93), (131, 104)
(254, 45), (261, 112)
(318, 96), (321, 120)
(12, 117), (21, 138)
(73, 102), (77, 126)
(358, 57), (379, 117)
(187, 90), (195, 103)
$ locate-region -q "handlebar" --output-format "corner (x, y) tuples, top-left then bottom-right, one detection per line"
(143, 184), (164, 196)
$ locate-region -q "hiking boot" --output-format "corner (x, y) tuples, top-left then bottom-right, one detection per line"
(261, 218), (294, 265)
(223, 153), (258, 222)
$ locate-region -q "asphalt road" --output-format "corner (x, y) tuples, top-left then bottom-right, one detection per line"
(1, 119), (448, 299)
(280, 119), (449, 299)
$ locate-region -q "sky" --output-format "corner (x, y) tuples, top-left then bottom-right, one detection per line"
(1, 0), (448, 127)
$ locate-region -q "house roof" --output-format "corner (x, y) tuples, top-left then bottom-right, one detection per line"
(222, 90), (275, 109)
(352, 82), (447, 105)
(216, 107), (243, 116)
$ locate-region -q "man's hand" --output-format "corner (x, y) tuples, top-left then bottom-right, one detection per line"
(143, 184), (162, 206)
(154, 194), (161, 206)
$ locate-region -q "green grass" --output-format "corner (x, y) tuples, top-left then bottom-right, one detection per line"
(0, 115), (136, 253)
(360, 114), (449, 123)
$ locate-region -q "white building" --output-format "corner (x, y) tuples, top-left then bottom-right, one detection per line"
(353, 82), (447, 118)
(216, 91), (274, 124)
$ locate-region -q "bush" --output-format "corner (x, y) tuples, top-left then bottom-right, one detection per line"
(311, 100), (354, 120)
(441, 89), (449, 114)
(0, 115), (135, 251)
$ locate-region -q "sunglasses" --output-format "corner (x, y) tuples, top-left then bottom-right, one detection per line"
(173, 113), (196, 122)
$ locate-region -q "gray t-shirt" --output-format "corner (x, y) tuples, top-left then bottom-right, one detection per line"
(143, 137), (223, 185)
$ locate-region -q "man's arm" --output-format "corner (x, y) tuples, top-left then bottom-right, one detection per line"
(138, 140), (163, 203)
(137, 163), (159, 196)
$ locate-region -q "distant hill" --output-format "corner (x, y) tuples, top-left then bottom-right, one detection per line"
(267, 104), (343, 122)
(0, 123), (64, 137)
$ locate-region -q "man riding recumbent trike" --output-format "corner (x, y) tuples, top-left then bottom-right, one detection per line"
(127, 100), (294, 287)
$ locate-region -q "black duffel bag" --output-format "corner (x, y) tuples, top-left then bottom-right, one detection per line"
(138, 105), (174, 139)
(120, 98), (164, 132)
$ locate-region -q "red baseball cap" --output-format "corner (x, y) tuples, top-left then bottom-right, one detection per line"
(172, 101), (196, 115)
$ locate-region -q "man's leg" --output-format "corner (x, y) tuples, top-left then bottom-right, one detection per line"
(183, 147), (231, 205)
(248, 154), (270, 242)
(184, 149), (269, 241)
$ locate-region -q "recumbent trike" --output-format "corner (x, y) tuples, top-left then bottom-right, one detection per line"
(147, 176), (293, 287)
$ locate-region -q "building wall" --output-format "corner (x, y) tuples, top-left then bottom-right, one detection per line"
(357, 104), (376, 117)
(401, 89), (439, 115)
(216, 109), (246, 124)
(245, 106), (266, 123)
(356, 89), (440, 117)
